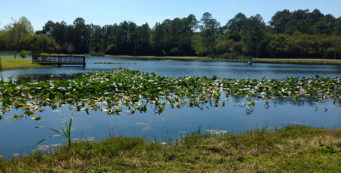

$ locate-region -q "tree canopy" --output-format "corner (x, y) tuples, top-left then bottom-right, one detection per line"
(0, 9), (340, 59)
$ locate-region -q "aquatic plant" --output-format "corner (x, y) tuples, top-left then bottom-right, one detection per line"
(34, 116), (73, 147)
(0, 69), (340, 120)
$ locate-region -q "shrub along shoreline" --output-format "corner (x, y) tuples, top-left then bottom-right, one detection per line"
(0, 126), (340, 172)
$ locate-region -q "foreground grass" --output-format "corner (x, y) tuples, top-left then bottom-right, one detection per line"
(1, 126), (340, 172)
(0, 57), (49, 71)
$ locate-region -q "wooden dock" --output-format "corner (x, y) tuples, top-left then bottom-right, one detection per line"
(32, 56), (86, 67)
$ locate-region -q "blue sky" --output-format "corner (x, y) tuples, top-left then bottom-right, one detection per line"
(1, 0), (341, 31)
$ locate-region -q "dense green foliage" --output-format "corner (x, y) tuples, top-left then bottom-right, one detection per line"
(0, 17), (34, 57)
(18, 50), (27, 58)
(0, 9), (340, 58)
(1, 126), (340, 172)
(0, 69), (340, 120)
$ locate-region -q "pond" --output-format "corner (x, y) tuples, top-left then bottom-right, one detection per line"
(2, 56), (341, 81)
(0, 56), (340, 158)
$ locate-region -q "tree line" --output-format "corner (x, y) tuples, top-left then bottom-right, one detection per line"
(0, 9), (341, 59)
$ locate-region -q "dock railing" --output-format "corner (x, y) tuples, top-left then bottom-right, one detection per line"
(32, 56), (86, 67)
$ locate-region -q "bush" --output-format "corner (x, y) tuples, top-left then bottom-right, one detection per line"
(19, 50), (28, 59)
(40, 53), (49, 57)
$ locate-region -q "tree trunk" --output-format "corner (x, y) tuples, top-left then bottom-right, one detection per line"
(256, 39), (259, 58)
(134, 42), (137, 56)
(334, 37), (337, 59)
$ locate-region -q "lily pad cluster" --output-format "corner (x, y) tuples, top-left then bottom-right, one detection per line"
(0, 69), (340, 119)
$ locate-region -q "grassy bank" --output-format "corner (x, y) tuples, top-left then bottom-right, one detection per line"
(106, 55), (215, 60)
(0, 57), (50, 71)
(39, 53), (341, 64)
(106, 55), (250, 62)
(106, 55), (341, 64)
(254, 58), (341, 65)
(0, 126), (340, 172)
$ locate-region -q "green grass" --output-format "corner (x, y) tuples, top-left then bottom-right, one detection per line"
(106, 55), (341, 64)
(0, 126), (340, 172)
(106, 55), (215, 60)
(254, 58), (341, 65)
(106, 54), (251, 62)
(0, 57), (51, 71)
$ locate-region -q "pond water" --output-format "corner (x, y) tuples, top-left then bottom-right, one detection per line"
(2, 56), (341, 81)
(0, 56), (340, 158)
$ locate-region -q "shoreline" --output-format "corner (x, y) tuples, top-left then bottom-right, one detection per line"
(1, 126), (340, 172)
(0, 57), (53, 71)
(58, 54), (341, 65)
(3, 54), (341, 65)
(107, 55), (341, 65)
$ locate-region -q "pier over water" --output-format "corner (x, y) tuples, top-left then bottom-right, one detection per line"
(32, 56), (86, 67)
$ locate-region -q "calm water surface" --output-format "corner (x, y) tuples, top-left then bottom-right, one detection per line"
(2, 56), (341, 80)
(0, 56), (340, 157)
